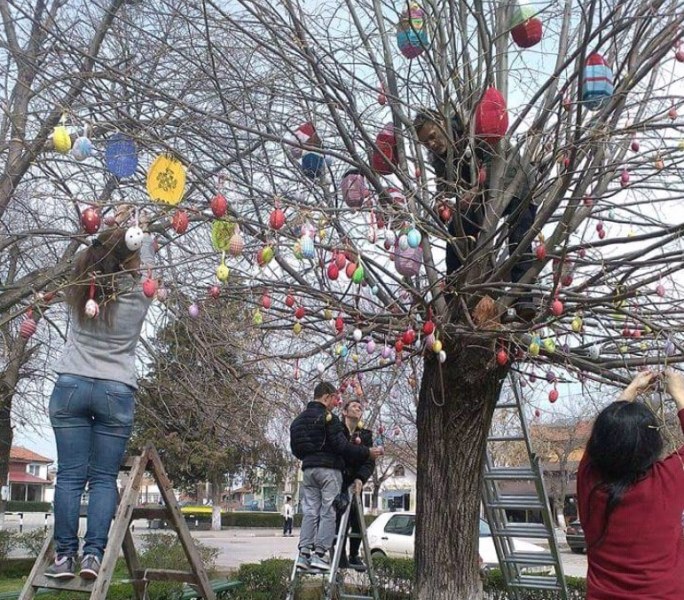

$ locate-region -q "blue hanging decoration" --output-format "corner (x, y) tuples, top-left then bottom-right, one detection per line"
(105, 133), (138, 178)
(301, 152), (325, 179)
(396, 3), (428, 59)
(582, 53), (613, 110)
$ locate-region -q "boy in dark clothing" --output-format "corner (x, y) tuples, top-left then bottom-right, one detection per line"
(336, 399), (375, 571)
(413, 109), (537, 321)
(290, 382), (382, 573)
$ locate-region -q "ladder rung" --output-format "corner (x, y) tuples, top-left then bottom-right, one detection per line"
(507, 575), (563, 590)
(131, 507), (169, 520)
(134, 569), (198, 583)
(340, 595), (375, 600)
(494, 402), (519, 409)
(489, 523), (553, 539)
(500, 552), (558, 566)
(486, 498), (546, 510)
(484, 468), (537, 480)
(31, 575), (95, 592)
(487, 435), (526, 442)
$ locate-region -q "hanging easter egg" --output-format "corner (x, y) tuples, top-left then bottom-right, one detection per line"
(269, 207), (286, 230)
(371, 124), (399, 174)
(630, 138), (640, 152)
(168, 210), (188, 235)
(546, 370), (557, 383)
(285, 293), (296, 308)
(105, 133), (138, 178)
(438, 350), (447, 363)
(216, 262), (230, 282)
(295, 306), (306, 320)
(293, 240), (303, 260)
(529, 341), (540, 357)
(423, 320), (435, 335)
(496, 349), (508, 366)
(335, 252), (347, 269)
(147, 154), (186, 205)
(317, 362), (325, 374)
(81, 207), (101, 234)
(252, 309), (263, 326)
(72, 136), (93, 161)
(395, 339), (404, 354)
(656, 284), (666, 297)
(381, 345), (392, 359)
(551, 298), (564, 317)
(398, 234), (410, 251)
(300, 235), (315, 259)
(53, 125), (72, 154)
(142, 276), (158, 298)
(571, 316), (583, 333)
(228, 226), (244, 257)
(664, 340), (676, 356)
(543, 338), (556, 353)
(366, 339), (376, 354)
(327, 261), (339, 280)
(582, 53), (614, 110)
(676, 45), (684, 63)
(669, 106), (678, 120)
(432, 339), (443, 353)
(257, 245), (274, 267)
(407, 227), (422, 248)
(85, 299), (100, 318)
(620, 169), (630, 188)
(395, 245), (422, 277)
(353, 328), (363, 342)
(341, 170), (369, 209)
(208, 285), (220, 299)
(535, 243), (547, 261)
(300, 221), (317, 238)
(549, 388), (559, 403)
(335, 316), (344, 334)
(288, 121), (317, 159)
(260, 293), (271, 310)
(187, 303), (199, 318)
(301, 152), (325, 179)
(352, 264), (365, 284)
(385, 229), (397, 246)
(340, 344), (349, 357)
(156, 287), (169, 302)
(402, 328), (416, 346)
(125, 226), (144, 251)
(510, 3), (542, 48)
(20, 312), (37, 340)
(396, 3), (428, 59)
(424, 333), (435, 351)
(474, 87), (509, 145)
(211, 194), (228, 218)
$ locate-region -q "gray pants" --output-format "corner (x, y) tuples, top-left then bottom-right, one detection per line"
(298, 467), (342, 555)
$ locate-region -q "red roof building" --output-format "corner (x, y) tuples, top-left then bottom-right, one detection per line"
(7, 446), (54, 504)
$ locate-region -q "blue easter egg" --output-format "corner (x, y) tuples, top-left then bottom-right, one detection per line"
(300, 235), (315, 259)
(301, 152), (325, 179)
(105, 133), (138, 178)
(407, 228), (422, 248)
(72, 136), (93, 161)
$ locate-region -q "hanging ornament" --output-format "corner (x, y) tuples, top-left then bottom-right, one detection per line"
(474, 87), (509, 145)
(211, 194), (228, 218)
(252, 308), (263, 325)
(377, 83), (387, 105)
(72, 125), (93, 161)
(529, 339), (540, 357)
(401, 328), (417, 346)
(81, 207), (101, 235)
(381, 344), (392, 359)
(285, 292), (296, 308)
(188, 303), (200, 318)
(549, 388), (559, 403)
(395, 244), (422, 277)
(656, 283), (666, 297)
(125, 225), (144, 251)
(496, 348), (509, 366)
(216, 254), (230, 282)
(664, 339), (676, 356)
(105, 133), (138, 178)
(335, 315), (345, 334)
(156, 287), (169, 302)
(620, 169), (630, 188)
(371, 124), (399, 174)
(398, 234), (410, 251)
(146, 154), (186, 205)
(366, 339), (376, 354)
(171, 210), (189, 234)
(20, 310), (37, 340)
(582, 54), (614, 110)
(406, 226), (422, 248)
(438, 350), (447, 363)
(510, 3), (543, 48)
(301, 152), (325, 179)
(669, 106), (678, 120)
(352, 264), (365, 284)
(551, 298), (564, 317)
(295, 306), (306, 320)
(85, 299), (99, 318)
(257, 245), (274, 267)
(211, 219), (236, 251)
(317, 362), (326, 374)
(341, 170), (369, 209)
(432, 339), (443, 353)
(262, 293), (272, 309)
(630, 137), (640, 152)
(288, 122), (317, 159)
(571, 315), (583, 333)
(396, 3), (428, 59)
(300, 235), (315, 259)
(142, 270), (158, 298)
(543, 338), (556, 353)
(228, 226), (244, 257)
(208, 285), (220, 299)
(353, 328), (363, 342)
(269, 205), (287, 230)
(327, 261), (340, 280)
(53, 119), (72, 154)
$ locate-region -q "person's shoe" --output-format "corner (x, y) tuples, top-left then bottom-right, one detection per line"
(309, 553), (331, 572)
(79, 554), (101, 580)
(348, 555), (367, 571)
(45, 555), (76, 579)
(296, 553), (311, 572)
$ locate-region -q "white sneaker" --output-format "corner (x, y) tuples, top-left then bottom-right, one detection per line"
(309, 554), (330, 572)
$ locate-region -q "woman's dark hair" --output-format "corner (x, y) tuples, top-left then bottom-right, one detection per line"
(412, 108), (465, 138)
(66, 228), (139, 326)
(585, 401), (663, 546)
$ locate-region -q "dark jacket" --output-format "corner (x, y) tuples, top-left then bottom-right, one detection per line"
(343, 424), (375, 486)
(290, 401), (370, 471)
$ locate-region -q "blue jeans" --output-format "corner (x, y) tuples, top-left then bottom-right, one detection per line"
(298, 468), (343, 555)
(49, 374), (135, 559)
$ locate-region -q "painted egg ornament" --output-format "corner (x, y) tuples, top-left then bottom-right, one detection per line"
(295, 306), (306, 320)
(546, 370), (557, 383)
(252, 309), (263, 325)
(631, 138), (640, 152)
(300, 235), (315, 259)
(171, 210), (189, 234)
(385, 229), (397, 246)
(511, 16), (542, 48)
(156, 287), (169, 302)
(571, 316), (583, 332)
(341, 170), (369, 209)
(293, 241), (303, 260)
(340, 344), (349, 357)
(327, 261), (339, 280)
(269, 207), (286, 230)
(381, 345), (392, 359)
(257, 246), (274, 267)
(125, 226), (144, 251)
(543, 338), (556, 353)
(105, 133), (138, 178)
(395, 245), (422, 277)
(146, 154), (186, 205)
(366, 339), (376, 354)
(620, 169), (630, 188)
(228, 227), (244, 257)
(438, 350), (447, 363)
(656, 284), (666, 297)
(20, 313), (37, 340)
(142, 276), (158, 298)
(535, 244), (547, 261)
(371, 124), (399, 174)
(85, 299), (100, 318)
(496, 349), (508, 366)
(317, 362), (325, 374)
(72, 136), (93, 161)
(551, 299), (564, 316)
(81, 207), (101, 234)
(474, 87), (509, 145)
(301, 152), (325, 179)
(335, 316), (344, 334)
(188, 303), (200, 318)
(208, 285), (220, 299)
(396, 3), (428, 59)
(353, 328), (363, 342)
(423, 320), (435, 335)
(432, 339), (443, 353)
(402, 328), (417, 346)
(665, 340), (676, 356)
(582, 53), (614, 110)
(549, 389), (559, 403)
(216, 262), (230, 282)
(398, 234), (410, 251)
(53, 125), (72, 154)
(211, 194), (228, 218)
(424, 333), (435, 351)
(407, 227), (422, 248)
(352, 264), (365, 284)
(335, 252), (347, 269)
(529, 341), (540, 356)
(669, 106), (678, 120)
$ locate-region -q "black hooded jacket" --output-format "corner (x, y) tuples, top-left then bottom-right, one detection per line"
(290, 401), (370, 471)
(343, 424), (375, 486)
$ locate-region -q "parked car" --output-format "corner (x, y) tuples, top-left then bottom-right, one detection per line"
(366, 511), (547, 568)
(242, 500), (278, 512)
(565, 520), (586, 554)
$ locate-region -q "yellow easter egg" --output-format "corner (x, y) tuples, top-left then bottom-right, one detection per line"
(216, 264), (230, 282)
(571, 316), (583, 333)
(529, 342), (540, 357)
(324, 308), (333, 320)
(146, 154), (186, 205)
(53, 126), (72, 154)
(432, 339), (443, 353)
(293, 322), (303, 335)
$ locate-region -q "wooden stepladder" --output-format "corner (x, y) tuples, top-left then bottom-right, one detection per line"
(19, 444), (215, 600)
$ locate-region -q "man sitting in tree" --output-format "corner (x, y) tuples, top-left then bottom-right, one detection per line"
(413, 108), (537, 321)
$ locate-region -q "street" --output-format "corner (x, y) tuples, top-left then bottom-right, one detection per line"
(3, 513), (587, 578)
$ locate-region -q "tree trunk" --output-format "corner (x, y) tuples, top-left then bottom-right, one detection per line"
(0, 385), (12, 527)
(210, 475), (223, 532)
(415, 336), (506, 600)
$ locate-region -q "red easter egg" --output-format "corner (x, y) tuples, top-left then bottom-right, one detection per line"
(549, 389), (559, 403)
(81, 207), (101, 235)
(262, 294), (272, 309)
(171, 210), (189, 234)
(210, 194), (228, 218)
(327, 262), (339, 280)
(295, 306), (305, 320)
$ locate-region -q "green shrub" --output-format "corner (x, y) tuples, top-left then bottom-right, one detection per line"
(0, 557), (35, 578)
(0, 530), (17, 561)
(6, 501), (52, 513)
(232, 558), (292, 600)
(216, 511), (376, 528)
(16, 529), (49, 557)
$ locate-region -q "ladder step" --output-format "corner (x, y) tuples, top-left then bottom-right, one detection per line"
(489, 523), (554, 539)
(487, 435), (526, 442)
(494, 402), (519, 409)
(500, 552), (559, 566)
(507, 575), (564, 590)
(486, 497), (546, 511)
(484, 468), (537, 480)
(31, 575), (95, 593)
(131, 507), (170, 520)
(133, 569), (198, 583)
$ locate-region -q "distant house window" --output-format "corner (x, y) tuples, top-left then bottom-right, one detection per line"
(28, 464), (40, 477)
(393, 465), (405, 477)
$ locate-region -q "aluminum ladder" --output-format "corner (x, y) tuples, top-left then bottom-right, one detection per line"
(286, 490), (380, 600)
(481, 374), (569, 599)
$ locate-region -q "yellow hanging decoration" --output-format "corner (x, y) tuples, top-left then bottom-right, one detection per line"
(211, 220), (236, 252)
(146, 154), (186, 205)
(53, 123), (71, 154)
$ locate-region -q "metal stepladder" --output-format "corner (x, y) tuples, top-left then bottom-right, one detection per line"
(19, 444), (215, 600)
(482, 374), (569, 599)
(287, 490), (380, 600)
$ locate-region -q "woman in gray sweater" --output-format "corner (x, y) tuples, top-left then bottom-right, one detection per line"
(45, 220), (155, 580)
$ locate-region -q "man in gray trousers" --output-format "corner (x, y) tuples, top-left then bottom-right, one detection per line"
(290, 382), (383, 572)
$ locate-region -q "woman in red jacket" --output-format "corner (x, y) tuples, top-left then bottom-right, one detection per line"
(577, 369), (684, 599)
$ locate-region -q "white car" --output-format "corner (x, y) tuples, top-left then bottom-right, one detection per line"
(366, 511), (547, 568)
